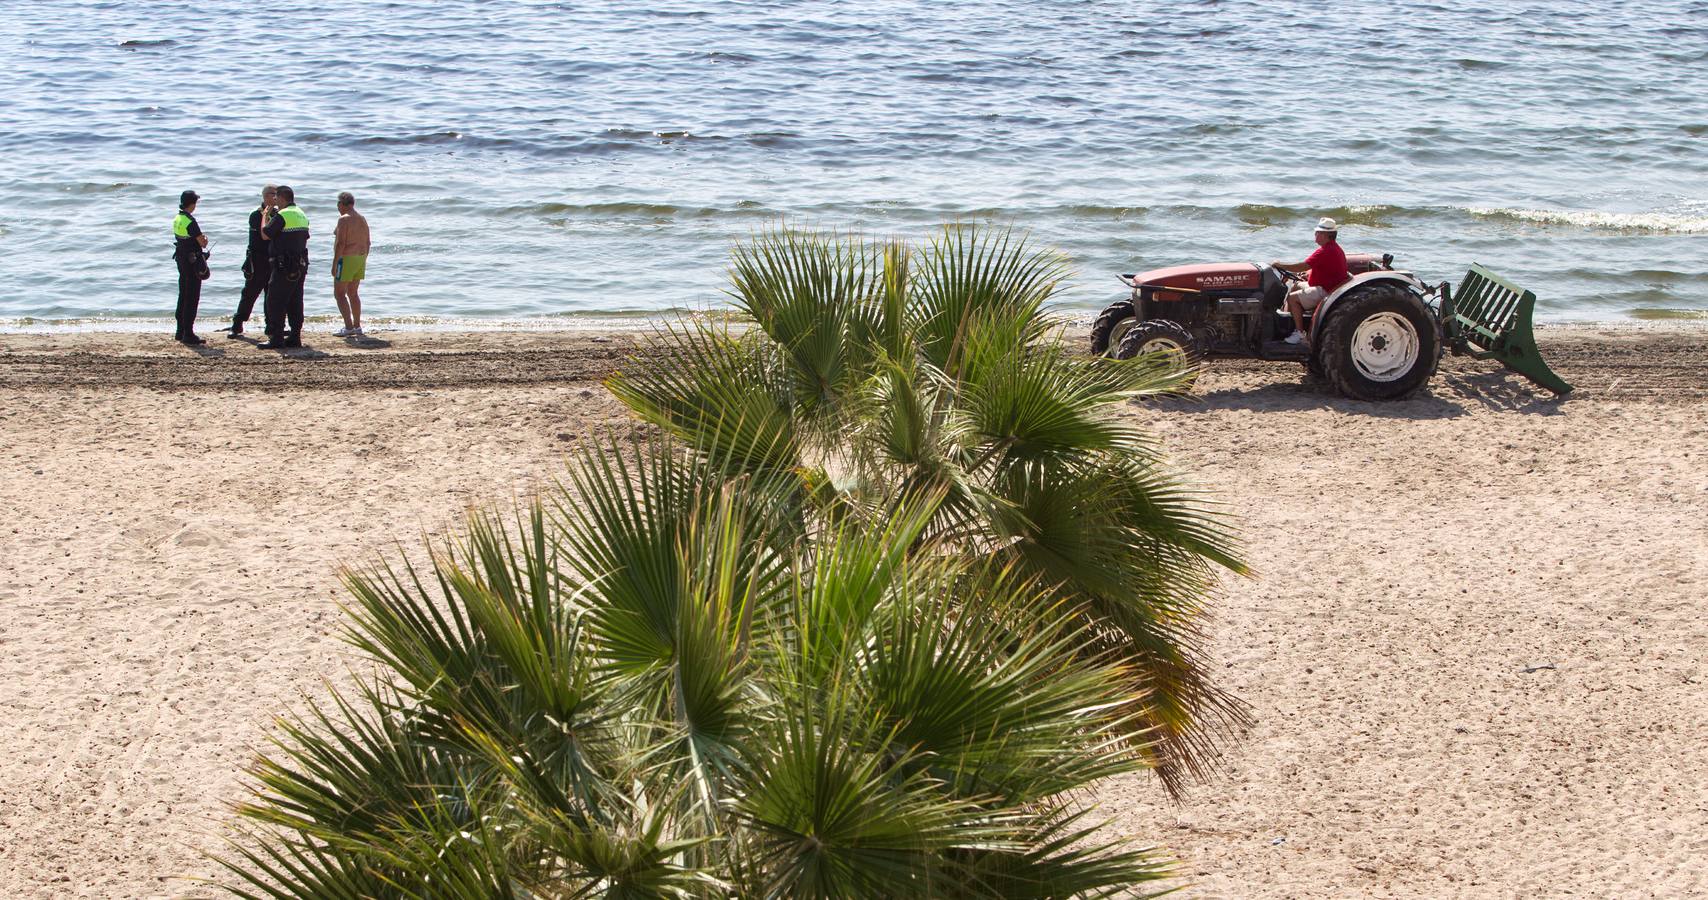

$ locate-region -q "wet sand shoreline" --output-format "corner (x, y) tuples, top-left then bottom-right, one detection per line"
(3, 322), (1704, 397)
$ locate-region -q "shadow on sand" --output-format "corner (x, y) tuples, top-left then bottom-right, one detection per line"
(1156, 368), (1567, 419)
(278, 343), (332, 360)
(343, 334), (394, 350)
(1433, 370), (1569, 415)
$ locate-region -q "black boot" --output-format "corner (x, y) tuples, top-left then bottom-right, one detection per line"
(257, 335), (286, 350)
(282, 332), (302, 348)
(227, 318), (244, 336)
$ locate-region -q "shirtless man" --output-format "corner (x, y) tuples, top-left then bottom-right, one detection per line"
(1271, 217), (1351, 345)
(331, 192), (372, 337)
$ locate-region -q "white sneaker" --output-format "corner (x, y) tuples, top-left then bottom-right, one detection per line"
(352, 327), (365, 338)
(1283, 331), (1305, 345)
(334, 326), (352, 337)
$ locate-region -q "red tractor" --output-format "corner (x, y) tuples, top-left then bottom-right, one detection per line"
(1091, 253), (1444, 400)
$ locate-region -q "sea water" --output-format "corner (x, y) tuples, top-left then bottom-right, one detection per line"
(1, 0), (1704, 329)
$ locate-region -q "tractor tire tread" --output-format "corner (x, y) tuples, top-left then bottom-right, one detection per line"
(1115, 319), (1202, 363)
(1319, 284), (1442, 400)
(1090, 301), (1136, 357)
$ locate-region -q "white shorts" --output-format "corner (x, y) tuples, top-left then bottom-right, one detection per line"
(1292, 285), (1327, 310)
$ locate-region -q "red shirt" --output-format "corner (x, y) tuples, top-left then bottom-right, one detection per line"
(1306, 241), (1350, 290)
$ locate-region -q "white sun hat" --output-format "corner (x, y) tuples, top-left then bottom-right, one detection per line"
(1314, 216), (1338, 232)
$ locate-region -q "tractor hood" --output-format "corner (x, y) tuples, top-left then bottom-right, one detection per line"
(1133, 263), (1261, 292)
(1132, 255), (1385, 292)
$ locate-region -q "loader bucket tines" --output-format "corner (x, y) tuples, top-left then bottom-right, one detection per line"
(1440, 264), (1573, 395)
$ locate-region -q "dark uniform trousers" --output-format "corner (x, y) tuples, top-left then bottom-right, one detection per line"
(265, 260), (306, 339)
(235, 255), (270, 325)
(174, 249), (203, 337)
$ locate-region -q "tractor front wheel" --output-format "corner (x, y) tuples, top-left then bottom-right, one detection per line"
(1318, 285), (1441, 400)
(1090, 300), (1135, 357)
(1115, 319), (1201, 366)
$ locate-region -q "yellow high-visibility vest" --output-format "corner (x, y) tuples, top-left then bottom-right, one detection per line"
(277, 205), (309, 232)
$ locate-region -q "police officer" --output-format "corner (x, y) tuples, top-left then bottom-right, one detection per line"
(227, 184), (276, 337)
(172, 190), (209, 344)
(259, 184), (310, 349)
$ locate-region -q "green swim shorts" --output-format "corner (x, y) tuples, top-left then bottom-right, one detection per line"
(334, 254), (367, 283)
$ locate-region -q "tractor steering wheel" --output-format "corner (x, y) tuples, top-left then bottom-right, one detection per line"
(1273, 265), (1303, 283)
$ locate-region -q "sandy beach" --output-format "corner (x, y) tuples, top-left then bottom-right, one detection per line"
(2, 324), (1705, 898)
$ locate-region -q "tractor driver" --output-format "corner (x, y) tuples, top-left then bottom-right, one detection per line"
(1271, 217), (1350, 345)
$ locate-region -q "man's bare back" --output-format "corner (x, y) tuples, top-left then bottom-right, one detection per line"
(332, 192), (370, 336)
(334, 209), (371, 258)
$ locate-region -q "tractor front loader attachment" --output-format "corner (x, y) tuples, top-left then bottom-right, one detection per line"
(1438, 264), (1573, 395)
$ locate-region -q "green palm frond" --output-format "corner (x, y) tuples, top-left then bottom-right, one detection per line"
(238, 683), (472, 844)
(529, 803), (722, 899)
(727, 226), (879, 420)
(226, 680), (536, 898)
(606, 321), (804, 478)
(944, 807), (1174, 900)
(952, 313), (1204, 468)
(733, 693), (1004, 899)
(988, 455), (1249, 789)
(857, 564), (1149, 804)
(911, 225), (1066, 376)
(787, 491), (943, 682)
(216, 834), (402, 900)
(340, 562), (588, 812)
(953, 345), (1144, 466)
(457, 728), (723, 898)
(553, 438), (802, 835)
(866, 352), (937, 469)
(854, 356), (999, 544)
(875, 239), (911, 360)
(554, 439), (792, 676)
(442, 504), (593, 732)
(639, 478), (779, 826)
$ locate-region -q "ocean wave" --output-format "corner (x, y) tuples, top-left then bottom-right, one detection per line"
(353, 130), (481, 147)
(1626, 308), (1708, 321)
(498, 201), (772, 220)
(1563, 267), (1708, 285)
(476, 200), (1708, 236)
(313, 127), (818, 158)
(1230, 204), (1422, 229)
(1216, 203), (1708, 234)
(1468, 207), (1708, 234)
(56, 181), (147, 194)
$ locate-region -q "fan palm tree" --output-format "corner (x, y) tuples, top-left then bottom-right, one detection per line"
(609, 224), (1248, 787)
(220, 444), (1174, 897)
(217, 225), (1243, 897)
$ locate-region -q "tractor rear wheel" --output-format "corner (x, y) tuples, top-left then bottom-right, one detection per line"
(1318, 284), (1441, 400)
(1090, 300), (1135, 357)
(1115, 319), (1201, 366)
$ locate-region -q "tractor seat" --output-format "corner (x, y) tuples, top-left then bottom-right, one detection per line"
(1259, 265), (1287, 308)
(1345, 253), (1381, 274)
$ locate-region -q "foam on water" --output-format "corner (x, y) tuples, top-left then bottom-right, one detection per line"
(1, 0), (1705, 327)
(1467, 208), (1708, 235)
